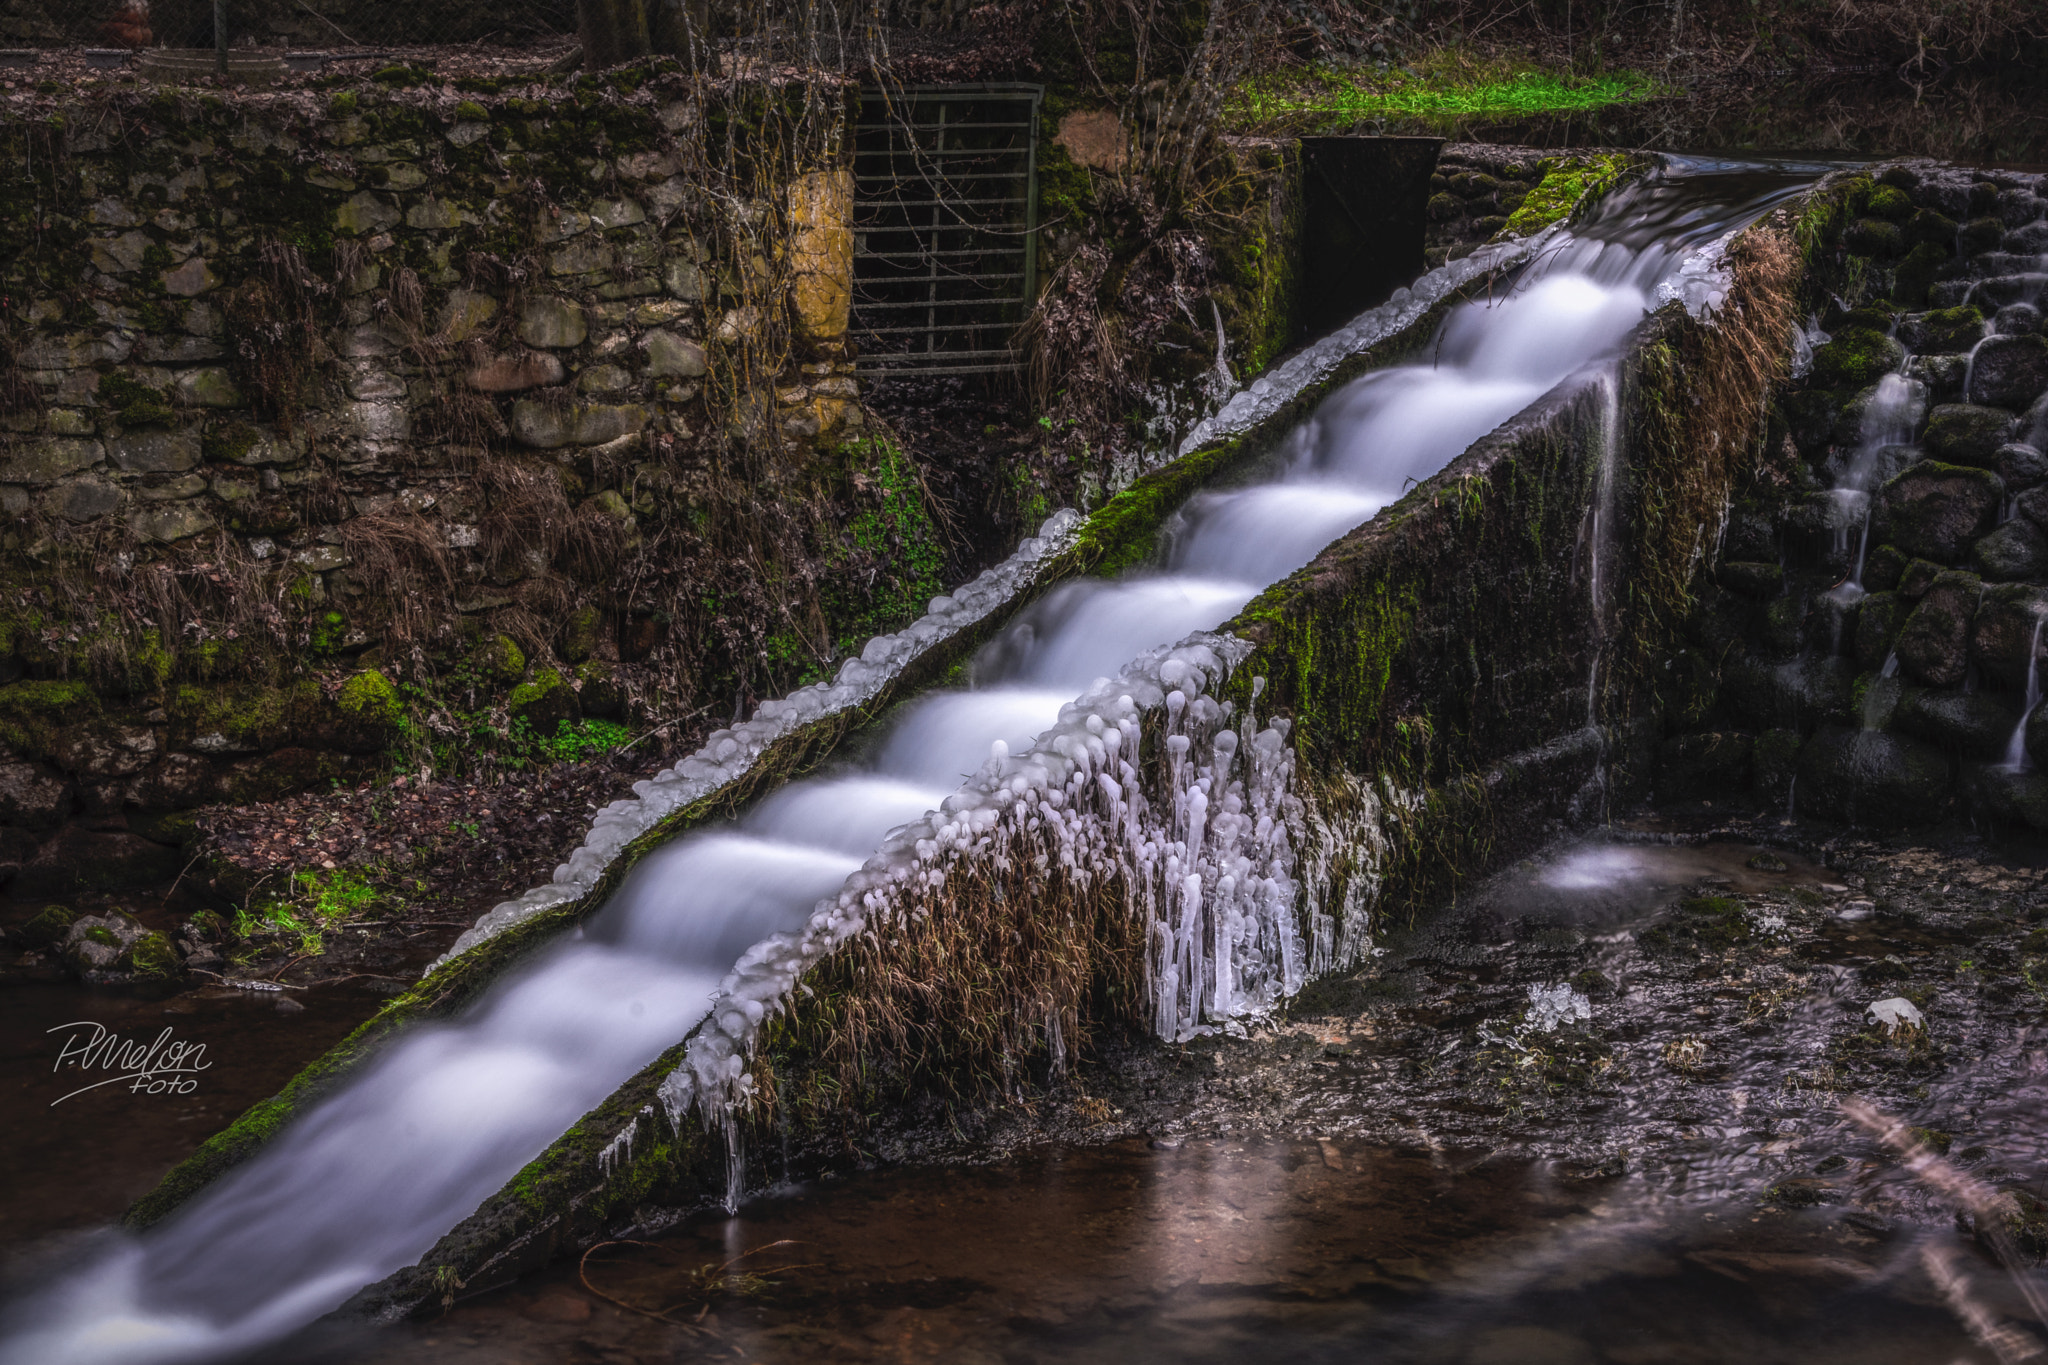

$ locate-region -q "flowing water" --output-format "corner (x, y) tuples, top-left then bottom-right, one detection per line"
(0, 159), (1820, 1365)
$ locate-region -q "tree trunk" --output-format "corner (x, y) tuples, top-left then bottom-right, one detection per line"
(648, 0), (713, 68)
(579, 0), (653, 69)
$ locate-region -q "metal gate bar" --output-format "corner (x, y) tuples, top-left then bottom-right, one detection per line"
(851, 83), (1042, 381)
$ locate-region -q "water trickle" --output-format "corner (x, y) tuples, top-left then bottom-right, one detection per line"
(1827, 368), (1926, 601)
(0, 161), (1820, 1365)
(2000, 610), (2047, 772)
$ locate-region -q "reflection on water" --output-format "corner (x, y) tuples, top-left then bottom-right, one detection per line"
(329, 1136), (2015, 1365)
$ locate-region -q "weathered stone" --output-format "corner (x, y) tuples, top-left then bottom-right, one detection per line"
(43, 409), (95, 437)
(173, 368), (247, 408)
(1795, 725), (1951, 827)
(405, 198), (464, 231)
(334, 191), (401, 234)
(1969, 334), (2048, 410)
(438, 290), (500, 342)
(90, 230), (152, 275)
(1972, 518), (2048, 581)
(1053, 108), (1128, 172)
(510, 401), (650, 449)
(1898, 557), (1943, 599)
(21, 332), (132, 370)
(1657, 731), (1753, 801)
(1971, 582), (2048, 689)
(1863, 543), (1909, 592)
(576, 364), (633, 394)
(1996, 442), (2048, 491)
(1853, 591), (1909, 670)
(137, 333), (226, 364)
(52, 722), (158, 779)
(161, 256), (219, 296)
(472, 634), (526, 683)
(788, 168), (853, 343)
(662, 257), (706, 301)
(108, 429), (201, 473)
(1811, 328), (1905, 389)
(591, 198), (646, 229)
(87, 198), (140, 228)
(1893, 688), (2020, 761)
(292, 544), (349, 572)
(380, 162), (428, 191)
(447, 122), (490, 147)
(338, 321), (403, 358)
(205, 421), (304, 467)
(639, 329), (706, 379)
(1724, 655), (1858, 729)
(715, 306), (763, 343)
(1924, 404), (2016, 465)
(45, 478), (123, 523)
(1877, 461), (2002, 561)
(518, 297), (588, 349)
(129, 500), (217, 543)
(509, 667), (580, 732)
(547, 238), (610, 278)
(616, 150), (679, 182)
(1894, 569), (1982, 687)
(0, 438), (102, 485)
(0, 762), (73, 831)
(346, 400), (411, 444)
(467, 350), (565, 393)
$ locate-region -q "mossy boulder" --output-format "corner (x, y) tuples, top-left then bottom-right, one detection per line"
(1811, 329), (1906, 391)
(1893, 569), (1983, 687)
(1853, 591), (1909, 671)
(126, 930), (182, 978)
(574, 660), (626, 719)
(509, 668), (579, 732)
(1905, 208), (1960, 246)
(561, 606), (604, 664)
(1864, 184), (1914, 221)
(1972, 519), (2048, 582)
(1893, 688), (2020, 761)
(166, 681), (316, 754)
(1795, 725), (1951, 827)
(1898, 557), (1944, 599)
(0, 680), (103, 761)
(1781, 390), (1842, 454)
(1893, 242), (1951, 308)
(1716, 561), (1783, 601)
(1863, 543), (1909, 592)
(472, 634), (527, 684)
(1877, 462), (2003, 562)
(1970, 335), (2048, 411)
(1970, 583), (2048, 689)
(16, 902), (76, 948)
(1843, 218), (1905, 258)
(1900, 305), (1986, 354)
(1997, 443), (2048, 492)
(333, 669), (404, 753)
(60, 912), (145, 975)
(1961, 216), (2006, 254)
(1724, 655), (1858, 730)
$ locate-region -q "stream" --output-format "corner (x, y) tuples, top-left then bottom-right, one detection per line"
(0, 159), (1825, 1364)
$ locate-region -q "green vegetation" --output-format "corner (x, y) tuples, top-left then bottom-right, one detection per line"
(1499, 153), (1634, 238)
(1238, 64), (1663, 125)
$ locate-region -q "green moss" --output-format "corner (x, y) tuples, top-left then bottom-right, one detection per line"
(0, 679), (101, 757)
(1498, 154), (1634, 240)
(19, 904), (76, 948)
(327, 90), (358, 116)
(126, 931), (180, 978)
(453, 101), (490, 123)
(471, 634), (526, 684)
(1239, 66), (1664, 125)
(507, 667), (563, 712)
(1810, 326), (1906, 389)
(1864, 183), (1914, 221)
(97, 371), (174, 428)
(337, 668), (402, 726)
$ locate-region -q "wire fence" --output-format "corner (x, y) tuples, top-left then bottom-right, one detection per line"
(0, 0), (577, 57)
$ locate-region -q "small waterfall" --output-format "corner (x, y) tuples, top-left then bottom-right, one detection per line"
(2000, 612), (2047, 772)
(1827, 367), (1926, 602)
(1574, 365), (1625, 822)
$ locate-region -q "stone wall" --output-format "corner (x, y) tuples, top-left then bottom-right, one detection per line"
(1663, 162), (2048, 831)
(0, 69), (862, 893)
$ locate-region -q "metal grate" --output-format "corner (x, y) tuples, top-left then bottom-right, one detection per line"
(851, 83), (1041, 381)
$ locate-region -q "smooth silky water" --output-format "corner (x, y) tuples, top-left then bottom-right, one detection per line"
(0, 159), (1820, 1364)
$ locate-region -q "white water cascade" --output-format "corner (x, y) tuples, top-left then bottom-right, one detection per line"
(1827, 364), (1927, 604)
(0, 160), (1816, 1365)
(2000, 610), (2048, 771)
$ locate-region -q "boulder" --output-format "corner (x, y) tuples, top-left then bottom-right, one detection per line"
(1973, 583), (2048, 689)
(1811, 328), (1906, 390)
(1853, 591), (1909, 671)
(1716, 561), (1783, 600)
(1996, 443), (2048, 492)
(1657, 731), (1753, 801)
(1971, 766), (2048, 833)
(1877, 462), (2002, 561)
(1724, 655), (1858, 730)
(1893, 569), (1982, 687)
(13, 828), (186, 899)
(1892, 688), (2021, 761)
(1899, 305), (1986, 354)
(1970, 334), (2048, 410)
(1923, 404), (2016, 466)
(1795, 725), (1951, 827)
(509, 668), (580, 734)
(0, 762), (74, 831)
(1973, 518), (2048, 581)
(1863, 543), (1908, 592)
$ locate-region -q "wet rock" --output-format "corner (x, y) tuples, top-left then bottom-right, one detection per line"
(1996, 443), (2048, 491)
(1781, 391), (1838, 454)
(1972, 518), (2048, 581)
(1899, 305), (1986, 354)
(508, 668), (579, 733)
(1811, 328), (1905, 390)
(1968, 335), (2048, 410)
(0, 761), (74, 831)
(1905, 208), (1960, 247)
(1754, 728), (1802, 808)
(2029, 706), (2048, 770)
(1970, 766), (2048, 832)
(1995, 304), (2043, 337)
(1897, 557), (1943, 599)
(1657, 731), (1753, 801)
(1876, 462), (2002, 562)
(1715, 561), (1782, 600)
(1923, 404), (2017, 466)
(1725, 655), (1857, 730)
(1862, 543), (1908, 592)
(1843, 220), (1905, 260)
(1760, 594), (1806, 657)
(1853, 591), (1908, 670)
(1893, 569), (1982, 687)
(1971, 583), (2048, 688)
(1892, 688), (2019, 761)
(1795, 725), (1952, 827)
(14, 902), (76, 949)
(14, 828), (186, 899)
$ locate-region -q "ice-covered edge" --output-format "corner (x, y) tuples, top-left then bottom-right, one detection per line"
(426, 507), (1086, 971)
(1175, 225), (1564, 458)
(653, 628), (1290, 1138)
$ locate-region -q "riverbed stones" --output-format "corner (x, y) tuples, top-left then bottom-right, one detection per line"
(1877, 462), (2002, 561)
(1795, 725), (1951, 827)
(1971, 334), (2048, 410)
(1893, 570), (1982, 687)
(1924, 405), (2015, 466)
(1973, 518), (2048, 581)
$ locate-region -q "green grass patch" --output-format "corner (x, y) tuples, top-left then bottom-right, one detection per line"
(1238, 66), (1664, 125)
